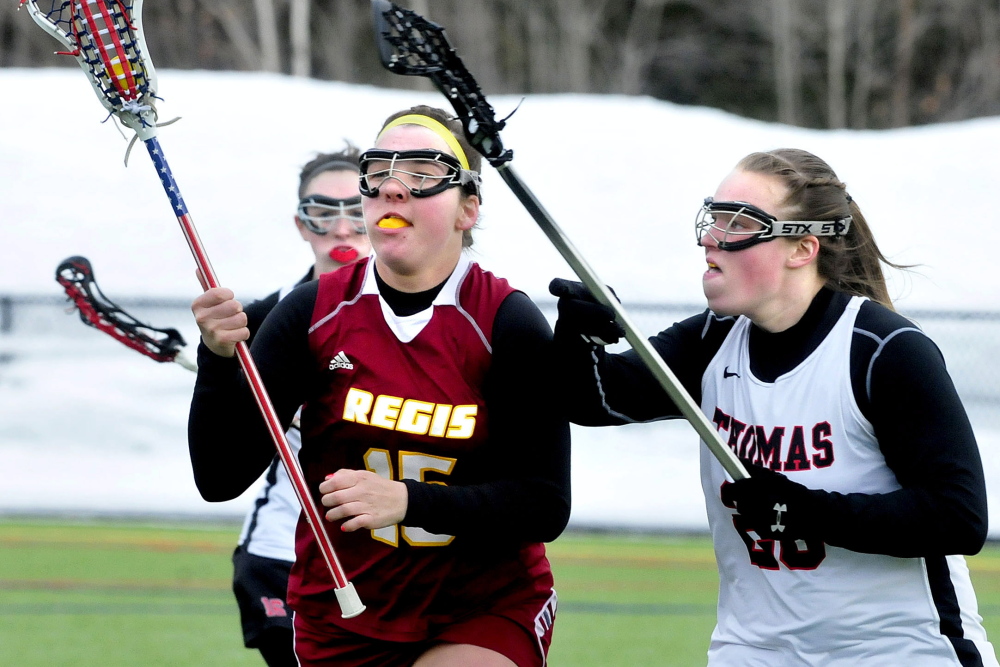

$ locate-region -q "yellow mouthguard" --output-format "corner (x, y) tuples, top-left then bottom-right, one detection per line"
(377, 217), (411, 229)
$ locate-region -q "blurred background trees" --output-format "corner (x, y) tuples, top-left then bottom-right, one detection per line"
(2, 0), (998, 129)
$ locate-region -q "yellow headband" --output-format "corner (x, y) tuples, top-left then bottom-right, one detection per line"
(376, 114), (470, 170)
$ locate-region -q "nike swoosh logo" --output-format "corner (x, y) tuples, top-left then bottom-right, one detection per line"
(724, 366), (740, 379)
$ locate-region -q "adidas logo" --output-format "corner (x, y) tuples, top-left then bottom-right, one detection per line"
(328, 351), (354, 371)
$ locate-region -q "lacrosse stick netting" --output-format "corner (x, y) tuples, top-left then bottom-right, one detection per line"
(56, 255), (196, 370)
(18, 0), (158, 138)
(20, 0), (364, 617)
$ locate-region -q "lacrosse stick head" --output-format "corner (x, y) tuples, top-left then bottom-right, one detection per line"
(20, 0), (159, 140)
(56, 255), (190, 367)
(370, 0), (513, 167)
(370, 0), (445, 78)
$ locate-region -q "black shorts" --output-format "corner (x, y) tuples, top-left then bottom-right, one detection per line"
(232, 544), (294, 647)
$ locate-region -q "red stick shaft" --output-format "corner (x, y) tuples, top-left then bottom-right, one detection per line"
(23, 0), (362, 616)
(147, 138), (353, 592)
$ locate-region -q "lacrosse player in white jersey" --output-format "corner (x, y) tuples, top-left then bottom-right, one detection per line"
(549, 148), (998, 666)
(227, 145), (371, 667)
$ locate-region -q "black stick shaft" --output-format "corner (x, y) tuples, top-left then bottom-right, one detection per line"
(496, 163), (749, 481)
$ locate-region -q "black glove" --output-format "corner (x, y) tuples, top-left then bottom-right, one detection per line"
(721, 465), (823, 541)
(548, 278), (625, 346)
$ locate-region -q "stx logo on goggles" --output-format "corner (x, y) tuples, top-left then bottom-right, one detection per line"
(776, 221), (850, 236)
(696, 197), (852, 251)
(342, 387), (477, 439)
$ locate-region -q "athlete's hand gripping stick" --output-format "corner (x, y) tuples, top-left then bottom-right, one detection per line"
(721, 465), (823, 540)
(549, 278), (625, 347)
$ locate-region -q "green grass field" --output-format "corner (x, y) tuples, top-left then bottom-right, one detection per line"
(2, 518), (1000, 666)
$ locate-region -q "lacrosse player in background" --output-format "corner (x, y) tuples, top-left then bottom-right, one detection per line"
(229, 144), (372, 667)
(188, 106), (570, 666)
(549, 148), (998, 666)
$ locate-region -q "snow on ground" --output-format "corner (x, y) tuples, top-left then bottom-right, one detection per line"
(1, 68), (998, 532)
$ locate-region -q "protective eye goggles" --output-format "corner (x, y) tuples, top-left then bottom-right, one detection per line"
(297, 195), (366, 235)
(359, 149), (481, 200)
(695, 197), (852, 251)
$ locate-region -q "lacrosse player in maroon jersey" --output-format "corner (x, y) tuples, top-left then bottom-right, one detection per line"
(188, 105), (570, 667)
(549, 149), (998, 666)
(230, 144), (372, 667)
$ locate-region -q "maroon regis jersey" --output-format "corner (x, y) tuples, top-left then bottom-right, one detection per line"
(287, 256), (554, 641)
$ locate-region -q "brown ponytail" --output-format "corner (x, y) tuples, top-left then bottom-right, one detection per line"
(737, 149), (908, 310)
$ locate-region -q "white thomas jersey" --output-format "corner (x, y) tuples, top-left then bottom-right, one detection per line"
(700, 296), (997, 666)
(236, 415), (301, 562)
(236, 280), (305, 563)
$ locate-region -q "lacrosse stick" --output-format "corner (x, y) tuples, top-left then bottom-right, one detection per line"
(57, 256), (197, 370)
(371, 0), (748, 481)
(56, 256), (308, 431)
(21, 0), (363, 617)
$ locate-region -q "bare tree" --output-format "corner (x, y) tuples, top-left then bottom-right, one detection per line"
(940, 0), (1000, 121)
(0, 2), (33, 67)
(410, 0), (431, 17)
(200, 0), (262, 70)
(552, 0), (615, 93)
(525, 3), (556, 91)
(892, 0), (915, 127)
(254, 0), (282, 73)
(849, 1), (879, 129)
(826, 0), (849, 128)
(620, 0), (670, 95)
(773, 0), (801, 126)
(4, 0), (999, 131)
(978, 0), (1000, 113)
(290, 0), (311, 77)
(312, 0), (363, 83)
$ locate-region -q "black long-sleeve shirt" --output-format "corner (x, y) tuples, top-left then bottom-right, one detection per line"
(556, 287), (987, 557)
(189, 272), (571, 544)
